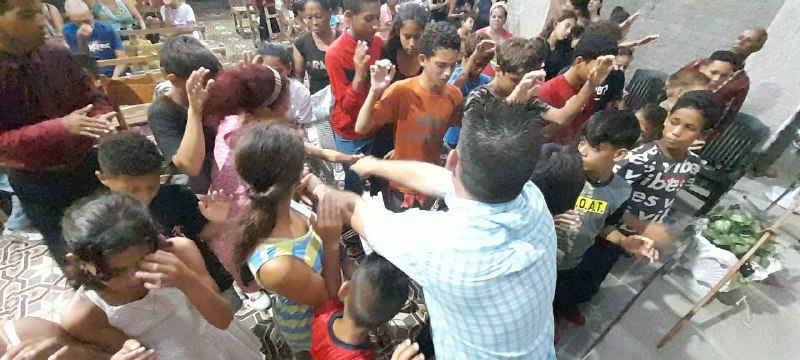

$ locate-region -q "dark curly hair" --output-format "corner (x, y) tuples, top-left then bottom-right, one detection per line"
(672, 90), (723, 131)
(98, 132), (164, 177)
(419, 21), (461, 57)
(583, 109), (641, 150)
(62, 193), (163, 290)
(531, 143), (584, 215)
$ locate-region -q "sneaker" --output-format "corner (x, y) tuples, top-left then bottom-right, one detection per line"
(562, 312), (587, 326)
(2, 228), (44, 244)
(235, 286), (273, 311)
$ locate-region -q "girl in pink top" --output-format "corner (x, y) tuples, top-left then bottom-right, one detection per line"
(476, 2), (513, 77)
(378, 0), (398, 40)
(188, 64), (360, 304)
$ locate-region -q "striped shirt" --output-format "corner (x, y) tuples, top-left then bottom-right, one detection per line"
(247, 202), (322, 351)
(363, 174), (557, 359)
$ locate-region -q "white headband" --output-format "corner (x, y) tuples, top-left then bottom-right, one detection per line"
(264, 66), (283, 107)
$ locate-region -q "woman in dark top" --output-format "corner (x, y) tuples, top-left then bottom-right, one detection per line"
(538, 10), (577, 80)
(473, 0), (492, 29)
(381, 2), (430, 83)
(428, 0), (449, 22)
(293, 0), (341, 95)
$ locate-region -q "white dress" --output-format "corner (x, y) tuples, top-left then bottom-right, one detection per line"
(83, 288), (264, 360)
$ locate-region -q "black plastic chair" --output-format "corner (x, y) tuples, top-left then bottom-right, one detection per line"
(624, 69), (668, 112)
(685, 113), (769, 215)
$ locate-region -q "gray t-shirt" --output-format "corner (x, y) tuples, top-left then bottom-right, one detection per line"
(556, 176), (631, 271)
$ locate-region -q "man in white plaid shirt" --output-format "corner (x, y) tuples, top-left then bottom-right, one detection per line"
(312, 99), (557, 359)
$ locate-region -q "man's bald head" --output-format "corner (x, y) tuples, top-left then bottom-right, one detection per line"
(733, 27), (768, 58)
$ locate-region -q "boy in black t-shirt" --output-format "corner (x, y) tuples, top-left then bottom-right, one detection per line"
(96, 132), (233, 292)
(147, 36), (222, 193)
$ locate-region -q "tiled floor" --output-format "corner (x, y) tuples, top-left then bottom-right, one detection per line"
(0, 238), (71, 323)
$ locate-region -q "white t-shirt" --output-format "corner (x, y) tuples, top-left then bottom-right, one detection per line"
(161, 3), (199, 37)
(288, 78), (312, 124)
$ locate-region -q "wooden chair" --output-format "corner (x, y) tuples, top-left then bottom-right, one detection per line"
(100, 73), (160, 129)
(624, 69), (668, 113)
(229, 0), (253, 36)
(684, 113), (770, 215)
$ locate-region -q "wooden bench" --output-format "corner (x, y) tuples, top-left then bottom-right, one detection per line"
(118, 26), (206, 44)
(124, 40), (227, 58)
(97, 54), (160, 68)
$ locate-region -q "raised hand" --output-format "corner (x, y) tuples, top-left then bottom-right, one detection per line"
(619, 11), (640, 35)
(622, 235), (660, 263)
(588, 55), (615, 87)
(198, 190), (237, 223)
(353, 40), (372, 76)
(77, 24), (94, 39)
(240, 51), (264, 67)
(633, 34), (659, 47)
(135, 250), (198, 291)
(506, 70), (546, 104)
(369, 60), (396, 93)
(61, 105), (116, 139)
(186, 67), (214, 111)
(109, 339), (157, 360)
(474, 39), (496, 59)
(689, 139), (706, 152)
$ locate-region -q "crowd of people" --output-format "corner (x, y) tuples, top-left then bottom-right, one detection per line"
(0, 0), (770, 359)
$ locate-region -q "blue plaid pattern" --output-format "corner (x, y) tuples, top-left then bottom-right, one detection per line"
(365, 179), (557, 359)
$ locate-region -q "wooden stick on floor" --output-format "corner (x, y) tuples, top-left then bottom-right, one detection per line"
(657, 201), (800, 349)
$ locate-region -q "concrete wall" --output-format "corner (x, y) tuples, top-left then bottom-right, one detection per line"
(601, 0), (783, 76)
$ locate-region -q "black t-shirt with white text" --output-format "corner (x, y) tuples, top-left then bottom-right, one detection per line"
(613, 142), (701, 224)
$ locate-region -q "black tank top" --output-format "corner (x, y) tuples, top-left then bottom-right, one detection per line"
(294, 31), (341, 94)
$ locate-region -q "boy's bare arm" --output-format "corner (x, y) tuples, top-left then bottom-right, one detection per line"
(172, 68), (212, 176)
(542, 56), (615, 125)
(452, 40), (495, 90)
(355, 60), (395, 135)
(350, 157), (450, 197)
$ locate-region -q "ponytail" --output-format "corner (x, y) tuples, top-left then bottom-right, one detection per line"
(236, 187), (283, 284)
(233, 122), (306, 284)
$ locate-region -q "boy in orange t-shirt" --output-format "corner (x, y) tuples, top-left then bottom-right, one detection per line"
(356, 22), (463, 212)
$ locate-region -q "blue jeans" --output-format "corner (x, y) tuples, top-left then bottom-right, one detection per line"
(333, 133), (373, 194)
